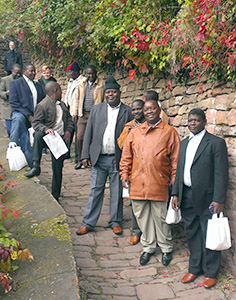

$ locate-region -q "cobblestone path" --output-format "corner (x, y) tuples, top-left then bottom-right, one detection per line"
(38, 153), (235, 300)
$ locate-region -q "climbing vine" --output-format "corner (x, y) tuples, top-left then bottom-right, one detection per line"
(0, 0), (235, 84)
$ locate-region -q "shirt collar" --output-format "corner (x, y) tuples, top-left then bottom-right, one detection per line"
(148, 119), (161, 129)
(107, 102), (121, 110)
(189, 128), (206, 139)
(23, 74), (34, 83)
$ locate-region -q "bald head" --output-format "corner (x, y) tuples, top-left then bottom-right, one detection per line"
(45, 82), (62, 100)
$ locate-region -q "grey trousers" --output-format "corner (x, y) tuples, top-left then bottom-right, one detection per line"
(132, 200), (173, 254)
(83, 154), (123, 229)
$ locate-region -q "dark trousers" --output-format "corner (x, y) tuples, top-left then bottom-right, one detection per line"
(33, 131), (66, 199)
(181, 185), (221, 278)
(77, 112), (89, 162)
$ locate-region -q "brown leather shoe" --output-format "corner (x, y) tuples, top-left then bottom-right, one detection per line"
(76, 226), (89, 235)
(181, 272), (197, 283)
(130, 235), (140, 245)
(203, 277), (216, 289)
(112, 225), (123, 235)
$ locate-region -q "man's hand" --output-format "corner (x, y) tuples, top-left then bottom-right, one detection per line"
(172, 196), (179, 211)
(63, 131), (71, 144)
(45, 128), (55, 135)
(82, 159), (91, 168)
(122, 178), (130, 189)
(72, 115), (78, 123)
(28, 115), (33, 123)
(210, 201), (224, 214)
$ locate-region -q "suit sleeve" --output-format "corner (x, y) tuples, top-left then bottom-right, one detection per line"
(212, 138), (228, 203)
(9, 80), (26, 115)
(0, 79), (8, 101)
(32, 104), (48, 133)
(81, 107), (94, 160)
(119, 131), (134, 180)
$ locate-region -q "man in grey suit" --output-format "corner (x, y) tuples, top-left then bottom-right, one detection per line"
(172, 108), (228, 289)
(76, 75), (133, 236)
(0, 64), (22, 135)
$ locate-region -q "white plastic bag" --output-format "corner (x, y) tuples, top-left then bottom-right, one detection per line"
(165, 197), (182, 224)
(206, 212), (231, 251)
(6, 143), (28, 171)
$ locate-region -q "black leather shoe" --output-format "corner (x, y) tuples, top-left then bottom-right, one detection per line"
(162, 252), (172, 266)
(140, 252), (154, 266)
(74, 163), (82, 170)
(24, 167), (41, 178)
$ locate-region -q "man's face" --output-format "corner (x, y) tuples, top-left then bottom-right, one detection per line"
(9, 42), (15, 50)
(24, 65), (36, 81)
(86, 68), (97, 83)
(188, 114), (206, 135)
(68, 70), (79, 80)
(105, 89), (121, 107)
(143, 100), (161, 124)
(12, 67), (22, 79)
(132, 102), (144, 122)
(42, 68), (51, 80)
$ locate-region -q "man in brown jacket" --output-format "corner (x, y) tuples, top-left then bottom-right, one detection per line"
(24, 82), (73, 201)
(70, 65), (104, 170)
(120, 100), (180, 266)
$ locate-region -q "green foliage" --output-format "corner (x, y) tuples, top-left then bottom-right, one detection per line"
(0, 0), (235, 84)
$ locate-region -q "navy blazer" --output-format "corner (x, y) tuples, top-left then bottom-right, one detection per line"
(172, 131), (228, 215)
(9, 76), (45, 117)
(81, 101), (133, 170)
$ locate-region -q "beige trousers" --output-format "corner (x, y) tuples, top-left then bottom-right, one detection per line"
(132, 200), (173, 254)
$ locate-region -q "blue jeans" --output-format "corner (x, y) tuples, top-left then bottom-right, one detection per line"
(10, 112), (33, 167)
(83, 154), (123, 229)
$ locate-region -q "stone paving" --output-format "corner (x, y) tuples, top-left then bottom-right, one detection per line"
(38, 152), (235, 300)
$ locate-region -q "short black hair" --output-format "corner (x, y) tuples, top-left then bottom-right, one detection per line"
(188, 108), (206, 121)
(23, 63), (34, 71)
(144, 90), (159, 101)
(132, 99), (144, 107)
(86, 64), (96, 72)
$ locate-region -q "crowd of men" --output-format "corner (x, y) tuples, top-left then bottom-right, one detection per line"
(0, 41), (229, 290)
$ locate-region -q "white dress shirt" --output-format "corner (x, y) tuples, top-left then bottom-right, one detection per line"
(184, 129), (206, 186)
(52, 101), (64, 136)
(64, 75), (83, 107)
(101, 103), (121, 154)
(23, 75), (37, 110)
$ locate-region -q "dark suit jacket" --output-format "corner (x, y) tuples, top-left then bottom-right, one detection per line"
(0, 74), (13, 119)
(172, 131), (228, 215)
(9, 76), (45, 118)
(32, 95), (74, 134)
(81, 101), (133, 170)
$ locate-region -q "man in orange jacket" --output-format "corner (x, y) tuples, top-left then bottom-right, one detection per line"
(120, 100), (180, 266)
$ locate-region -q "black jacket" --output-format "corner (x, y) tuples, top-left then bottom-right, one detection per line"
(4, 50), (23, 72)
(172, 131), (228, 215)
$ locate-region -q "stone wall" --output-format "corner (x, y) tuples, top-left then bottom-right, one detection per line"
(114, 72), (236, 275)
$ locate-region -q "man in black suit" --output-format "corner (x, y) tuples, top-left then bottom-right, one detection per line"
(9, 63), (45, 167)
(172, 108), (228, 289)
(76, 75), (133, 236)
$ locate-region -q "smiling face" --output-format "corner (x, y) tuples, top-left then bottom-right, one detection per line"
(188, 114), (206, 135)
(9, 41), (15, 50)
(86, 67), (97, 83)
(143, 100), (161, 125)
(42, 68), (51, 80)
(132, 101), (144, 122)
(24, 65), (36, 81)
(105, 89), (121, 107)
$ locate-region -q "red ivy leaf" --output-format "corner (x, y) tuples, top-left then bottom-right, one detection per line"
(128, 69), (136, 80)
